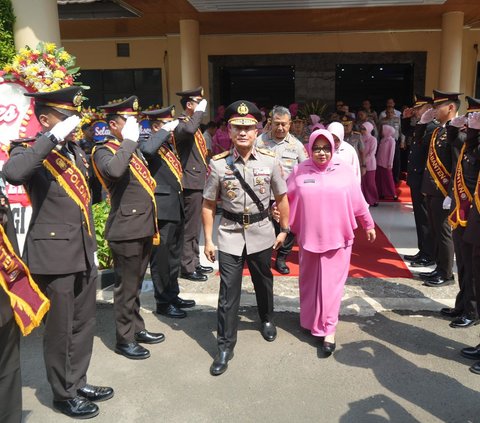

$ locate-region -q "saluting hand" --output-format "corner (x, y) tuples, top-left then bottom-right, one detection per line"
(162, 119), (179, 132)
(450, 115), (467, 128)
(366, 228), (376, 243)
(50, 115), (81, 142)
(204, 240), (216, 263)
(468, 112), (480, 130)
(194, 99), (208, 113)
(121, 116), (140, 142)
(419, 108), (435, 124)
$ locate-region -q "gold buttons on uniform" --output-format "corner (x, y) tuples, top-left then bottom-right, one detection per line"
(132, 209), (137, 213)
(50, 232), (56, 237)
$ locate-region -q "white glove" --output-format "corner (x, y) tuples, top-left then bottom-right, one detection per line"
(468, 112), (480, 130)
(121, 116), (140, 142)
(419, 108), (435, 124)
(194, 99), (208, 113)
(162, 119), (179, 132)
(50, 115), (81, 141)
(93, 251), (99, 267)
(449, 115), (467, 128)
(442, 196), (452, 210)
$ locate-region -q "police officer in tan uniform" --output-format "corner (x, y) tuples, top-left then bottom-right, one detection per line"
(92, 97), (165, 360)
(202, 100), (290, 376)
(256, 105), (308, 274)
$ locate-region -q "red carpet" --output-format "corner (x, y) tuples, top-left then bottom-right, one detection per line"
(241, 224), (412, 279)
(379, 179), (412, 204)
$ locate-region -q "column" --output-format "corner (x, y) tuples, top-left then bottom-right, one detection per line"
(179, 19), (201, 90)
(438, 11), (464, 92)
(11, 0), (61, 50)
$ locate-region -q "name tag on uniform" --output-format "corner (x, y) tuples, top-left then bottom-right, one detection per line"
(303, 179), (316, 184)
(282, 150), (298, 159)
(253, 167), (270, 176)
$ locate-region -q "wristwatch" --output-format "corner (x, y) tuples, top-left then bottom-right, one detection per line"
(280, 227), (291, 234)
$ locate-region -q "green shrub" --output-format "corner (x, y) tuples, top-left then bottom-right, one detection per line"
(92, 200), (113, 269)
(0, 0), (15, 68)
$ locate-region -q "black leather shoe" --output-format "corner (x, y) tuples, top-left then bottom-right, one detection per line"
(322, 341), (336, 355)
(210, 350), (234, 376)
(180, 271), (208, 282)
(418, 269), (440, 279)
(404, 251), (421, 261)
(461, 344), (480, 360)
(449, 316), (478, 328)
(469, 361), (480, 375)
(135, 330), (165, 344)
(423, 275), (455, 287)
(77, 384), (114, 402)
(172, 297), (196, 308)
(53, 396), (99, 419)
(440, 307), (463, 318)
(275, 258), (290, 275)
(261, 321), (277, 342)
(196, 264), (214, 274)
(410, 257), (435, 267)
(156, 304), (187, 319)
(115, 342), (150, 359)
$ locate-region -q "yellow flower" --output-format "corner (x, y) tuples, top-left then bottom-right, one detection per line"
(58, 51), (71, 62)
(50, 83), (61, 91)
(53, 70), (65, 79)
(44, 42), (56, 54)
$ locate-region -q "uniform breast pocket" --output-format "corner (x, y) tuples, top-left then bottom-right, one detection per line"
(154, 184), (171, 195)
(120, 203), (148, 217)
(31, 223), (72, 240)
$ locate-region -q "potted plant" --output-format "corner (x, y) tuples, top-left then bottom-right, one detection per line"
(92, 199), (115, 288)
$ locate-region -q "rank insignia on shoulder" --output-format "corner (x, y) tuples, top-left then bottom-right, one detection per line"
(212, 150), (230, 161)
(257, 147), (276, 157)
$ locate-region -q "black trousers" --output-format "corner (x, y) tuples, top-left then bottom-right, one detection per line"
(0, 318), (21, 423)
(425, 195), (454, 278)
(109, 237), (152, 344)
(181, 189), (203, 274)
(453, 227), (477, 318)
(150, 219), (184, 306)
(392, 140), (401, 184)
(35, 270), (97, 401)
(408, 177), (433, 259)
(472, 244), (480, 317)
(217, 247), (274, 352)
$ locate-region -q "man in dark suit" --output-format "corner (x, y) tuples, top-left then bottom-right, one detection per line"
(4, 87), (113, 419)
(92, 97), (165, 360)
(174, 87), (213, 281)
(417, 90), (460, 288)
(402, 95), (435, 267)
(139, 106), (196, 318)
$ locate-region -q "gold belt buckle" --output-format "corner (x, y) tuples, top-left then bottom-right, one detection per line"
(242, 213), (250, 228)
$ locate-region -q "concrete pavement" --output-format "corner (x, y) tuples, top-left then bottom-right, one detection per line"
(20, 274), (480, 422)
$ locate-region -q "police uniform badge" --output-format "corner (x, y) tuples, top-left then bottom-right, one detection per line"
(237, 103), (249, 115)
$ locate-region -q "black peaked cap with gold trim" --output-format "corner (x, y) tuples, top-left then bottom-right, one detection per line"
(466, 96), (480, 113)
(224, 100), (262, 125)
(413, 94), (433, 108)
(142, 105), (175, 121)
(25, 86), (85, 116)
(175, 86), (204, 101)
(433, 90), (462, 105)
(98, 96), (139, 117)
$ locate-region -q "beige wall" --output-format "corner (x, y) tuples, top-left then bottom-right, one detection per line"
(64, 28), (480, 113)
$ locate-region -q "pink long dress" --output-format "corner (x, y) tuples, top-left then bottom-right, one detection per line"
(287, 129), (374, 337)
(360, 121), (379, 205)
(375, 124), (397, 199)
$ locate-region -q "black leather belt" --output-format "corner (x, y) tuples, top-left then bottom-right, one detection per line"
(222, 209), (270, 226)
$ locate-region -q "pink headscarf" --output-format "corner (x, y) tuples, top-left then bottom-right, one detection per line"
(327, 121), (344, 146)
(307, 129), (336, 171)
(289, 103), (299, 118)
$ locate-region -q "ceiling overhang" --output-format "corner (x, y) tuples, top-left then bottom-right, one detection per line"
(186, 0), (446, 12)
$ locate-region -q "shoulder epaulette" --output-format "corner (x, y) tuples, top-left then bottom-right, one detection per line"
(212, 150), (230, 161)
(257, 147), (276, 157)
(8, 138), (35, 153)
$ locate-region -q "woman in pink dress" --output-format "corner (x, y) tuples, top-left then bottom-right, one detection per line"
(375, 124), (398, 200)
(287, 129), (376, 355)
(211, 119), (231, 155)
(360, 121), (379, 206)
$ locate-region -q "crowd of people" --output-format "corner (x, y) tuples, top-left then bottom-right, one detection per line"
(1, 82), (480, 422)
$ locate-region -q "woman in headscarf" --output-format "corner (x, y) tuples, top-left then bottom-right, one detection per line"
(360, 121), (379, 206)
(327, 121), (361, 183)
(287, 129), (376, 355)
(376, 124), (398, 200)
